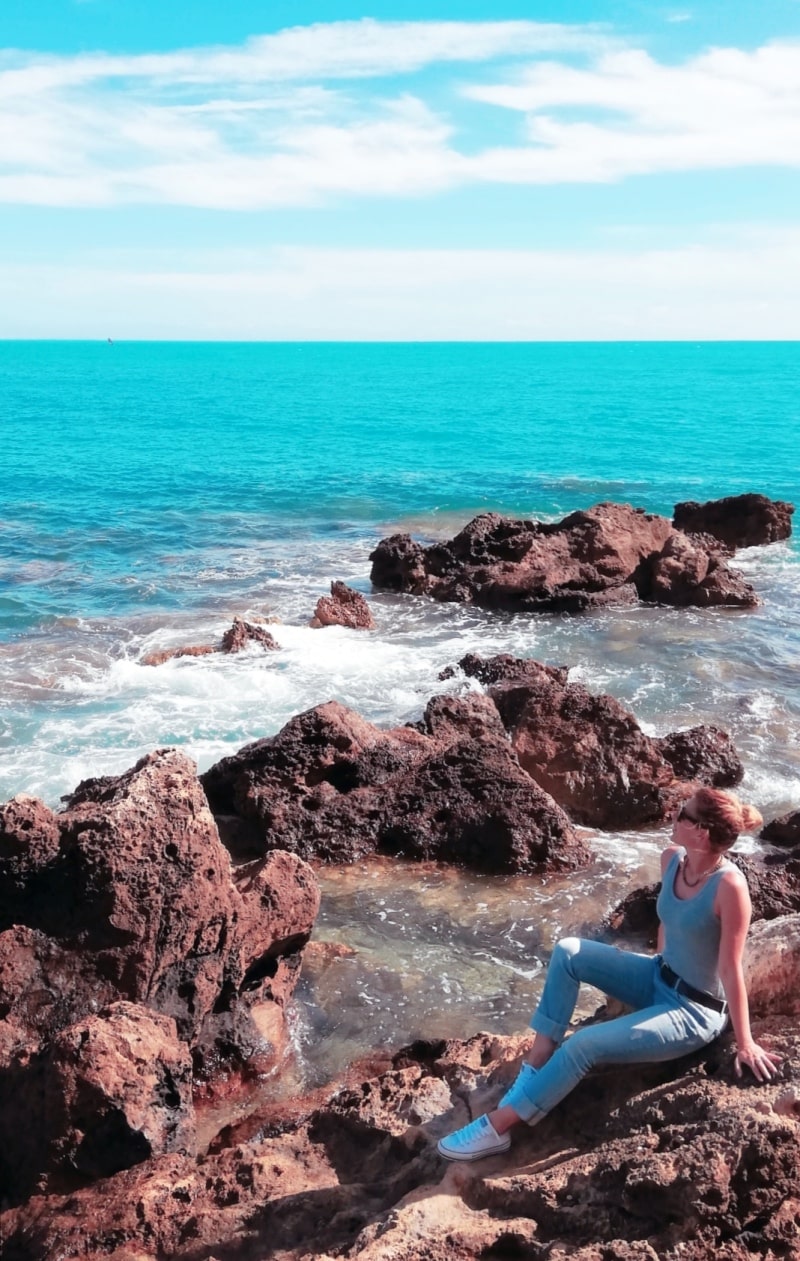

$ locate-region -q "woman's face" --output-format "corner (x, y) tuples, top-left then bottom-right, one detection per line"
(672, 796), (715, 854)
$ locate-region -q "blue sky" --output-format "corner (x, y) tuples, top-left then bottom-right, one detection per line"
(2, 2), (800, 338)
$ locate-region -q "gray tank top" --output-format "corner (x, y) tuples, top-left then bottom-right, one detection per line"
(655, 849), (731, 999)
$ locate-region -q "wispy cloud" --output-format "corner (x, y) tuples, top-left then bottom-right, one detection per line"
(2, 21), (800, 209)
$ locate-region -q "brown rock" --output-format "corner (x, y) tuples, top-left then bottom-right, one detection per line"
(0, 1002), (195, 1204)
(655, 725), (744, 787)
(202, 695), (588, 874)
(140, 644), (216, 666)
(370, 502), (757, 612)
(673, 493), (794, 550)
(641, 530), (758, 608)
(220, 616), (280, 654)
(762, 810), (800, 848)
(453, 654), (745, 830)
(0, 749), (320, 1067)
(3, 1010), (800, 1261)
(310, 581), (376, 630)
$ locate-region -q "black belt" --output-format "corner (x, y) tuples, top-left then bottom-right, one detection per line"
(659, 960), (728, 1014)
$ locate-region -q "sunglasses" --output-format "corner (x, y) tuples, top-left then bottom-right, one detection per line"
(677, 804), (706, 828)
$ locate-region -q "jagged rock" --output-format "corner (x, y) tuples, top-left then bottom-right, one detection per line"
(673, 493), (794, 550)
(202, 695), (588, 874)
(453, 653), (744, 829)
(0, 750), (319, 1066)
(744, 914), (800, 1016)
(762, 810), (800, 848)
(655, 725), (744, 787)
(370, 502), (759, 612)
(2, 1004), (799, 1261)
(220, 616), (280, 654)
(310, 581), (376, 630)
(640, 530), (758, 608)
(141, 617), (278, 665)
(0, 1002), (195, 1204)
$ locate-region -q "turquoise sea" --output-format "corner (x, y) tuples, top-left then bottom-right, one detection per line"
(2, 340), (800, 1087)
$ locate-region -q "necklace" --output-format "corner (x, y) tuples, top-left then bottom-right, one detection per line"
(681, 854), (724, 888)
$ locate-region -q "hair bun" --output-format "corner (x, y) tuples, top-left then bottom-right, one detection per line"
(740, 802), (764, 833)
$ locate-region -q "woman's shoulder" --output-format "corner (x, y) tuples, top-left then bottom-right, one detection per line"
(660, 844), (683, 876)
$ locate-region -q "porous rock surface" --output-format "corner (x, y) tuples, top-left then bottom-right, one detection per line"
(2, 984), (798, 1261)
(370, 502), (760, 613)
(201, 694), (589, 874)
(456, 653), (743, 829)
(310, 580), (377, 630)
(0, 750), (320, 1202)
(673, 493), (794, 550)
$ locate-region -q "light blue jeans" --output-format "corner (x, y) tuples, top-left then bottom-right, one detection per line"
(500, 938), (728, 1123)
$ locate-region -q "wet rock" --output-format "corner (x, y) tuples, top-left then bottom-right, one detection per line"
(202, 696), (588, 874)
(639, 530), (758, 608)
(220, 616), (279, 654)
(0, 1002), (195, 1204)
(310, 581), (376, 630)
(370, 502), (757, 612)
(458, 651), (569, 688)
(673, 493), (794, 550)
(141, 617), (278, 665)
(762, 809), (800, 848)
(655, 725), (744, 788)
(140, 644), (216, 666)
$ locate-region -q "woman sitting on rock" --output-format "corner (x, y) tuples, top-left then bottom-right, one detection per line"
(438, 787), (781, 1161)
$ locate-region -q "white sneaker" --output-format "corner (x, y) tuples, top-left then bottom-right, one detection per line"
(437, 1114), (511, 1162)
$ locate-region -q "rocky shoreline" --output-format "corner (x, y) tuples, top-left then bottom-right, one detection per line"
(1, 494), (798, 1258)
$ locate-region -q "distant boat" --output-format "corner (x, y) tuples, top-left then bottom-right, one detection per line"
(107, 337), (114, 345)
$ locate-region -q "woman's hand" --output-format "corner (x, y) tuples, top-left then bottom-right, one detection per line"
(734, 1039), (782, 1082)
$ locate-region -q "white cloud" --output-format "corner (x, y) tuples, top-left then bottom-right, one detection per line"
(1, 23), (800, 208)
(3, 233), (799, 339)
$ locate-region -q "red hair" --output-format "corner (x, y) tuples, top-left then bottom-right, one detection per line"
(692, 787), (763, 851)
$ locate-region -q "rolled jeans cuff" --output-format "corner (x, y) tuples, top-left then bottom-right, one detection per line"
(499, 1064), (546, 1123)
(530, 1010), (567, 1043)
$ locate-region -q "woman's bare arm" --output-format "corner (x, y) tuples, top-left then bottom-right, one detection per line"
(716, 870), (781, 1081)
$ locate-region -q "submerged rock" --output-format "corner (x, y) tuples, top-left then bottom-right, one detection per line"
(201, 695), (589, 874)
(141, 616), (279, 665)
(310, 580), (376, 630)
(370, 501), (760, 612)
(673, 492), (794, 550)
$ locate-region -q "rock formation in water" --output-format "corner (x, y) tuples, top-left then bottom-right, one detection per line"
(201, 694), (589, 874)
(310, 580), (377, 629)
(2, 913), (798, 1260)
(456, 652), (743, 829)
(369, 501), (764, 612)
(673, 492), (794, 550)
(141, 616), (279, 665)
(0, 749), (320, 1200)
(762, 809), (800, 849)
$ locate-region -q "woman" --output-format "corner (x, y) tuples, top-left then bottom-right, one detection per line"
(438, 787), (781, 1161)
